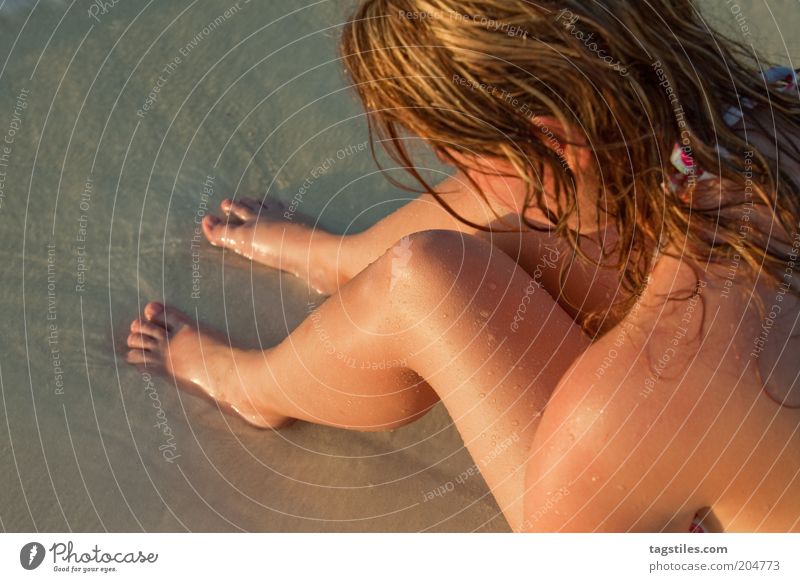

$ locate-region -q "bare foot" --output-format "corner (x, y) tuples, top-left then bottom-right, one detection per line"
(126, 302), (291, 429)
(202, 197), (344, 294)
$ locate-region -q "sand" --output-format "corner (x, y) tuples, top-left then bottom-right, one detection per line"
(0, 0), (797, 532)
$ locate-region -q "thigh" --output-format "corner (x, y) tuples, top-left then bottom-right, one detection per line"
(266, 228), (590, 529)
(387, 230), (590, 530)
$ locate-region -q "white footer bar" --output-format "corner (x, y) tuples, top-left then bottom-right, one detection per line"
(1, 533), (797, 581)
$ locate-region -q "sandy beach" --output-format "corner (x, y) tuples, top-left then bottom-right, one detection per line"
(0, 0), (798, 532)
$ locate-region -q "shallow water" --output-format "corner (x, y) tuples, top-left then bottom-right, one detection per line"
(0, 0), (798, 532)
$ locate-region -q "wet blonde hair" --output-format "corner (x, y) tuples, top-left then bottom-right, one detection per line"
(340, 0), (800, 334)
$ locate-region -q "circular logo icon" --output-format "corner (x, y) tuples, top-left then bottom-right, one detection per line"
(20, 542), (45, 570)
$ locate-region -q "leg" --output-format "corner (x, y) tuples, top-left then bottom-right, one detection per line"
(127, 230), (589, 530)
(202, 174), (621, 324)
(199, 174), (501, 293)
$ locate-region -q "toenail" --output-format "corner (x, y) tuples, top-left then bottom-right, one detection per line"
(148, 303), (163, 315)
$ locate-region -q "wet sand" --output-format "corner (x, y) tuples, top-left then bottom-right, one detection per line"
(0, 0), (797, 532)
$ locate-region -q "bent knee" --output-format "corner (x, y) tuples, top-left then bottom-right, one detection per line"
(383, 229), (518, 304)
(389, 229), (498, 284)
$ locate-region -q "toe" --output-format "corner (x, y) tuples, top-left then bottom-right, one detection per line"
(130, 319), (167, 341)
(127, 332), (158, 351)
(202, 213), (251, 256)
(126, 349), (155, 367)
(202, 214), (227, 246)
(144, 302), (187, 334)
(222, 198), (256, 221)
(143, 302), (171, 331)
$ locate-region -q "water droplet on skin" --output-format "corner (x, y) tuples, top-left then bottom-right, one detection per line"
(479, 309), (490, 318)
(488, 283), (497, 291)
(479, 393), (486, 398)
(591, 476), (598, 482)
(511, 420), (519, 427)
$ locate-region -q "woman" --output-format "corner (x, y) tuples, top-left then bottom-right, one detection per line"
(125, 0), (800, 532)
